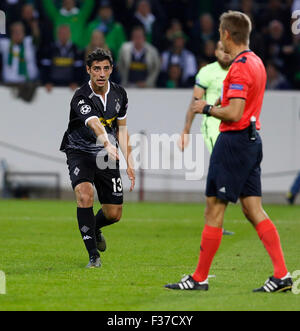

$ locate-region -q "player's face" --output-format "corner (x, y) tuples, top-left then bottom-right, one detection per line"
(87, 60), (113, 89)
(215, 42), (232, 68)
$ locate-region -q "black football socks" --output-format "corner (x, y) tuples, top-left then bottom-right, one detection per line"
(77, 207), (99, 258)
(95, 209), (116, 229)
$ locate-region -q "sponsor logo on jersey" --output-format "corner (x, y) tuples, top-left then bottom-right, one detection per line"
(99, 115), (117, 127)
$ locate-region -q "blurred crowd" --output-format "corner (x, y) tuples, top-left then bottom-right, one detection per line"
(0, 0), (299, 93)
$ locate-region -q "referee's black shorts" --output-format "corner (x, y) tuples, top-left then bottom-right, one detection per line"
(66, 150), (123, 205)
(206, 128), (263, 203)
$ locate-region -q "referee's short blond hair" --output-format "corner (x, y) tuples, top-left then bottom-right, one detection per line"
(220, 11), (252, 45)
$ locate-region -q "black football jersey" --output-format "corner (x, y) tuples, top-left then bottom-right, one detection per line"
(60, 81), (128, 154)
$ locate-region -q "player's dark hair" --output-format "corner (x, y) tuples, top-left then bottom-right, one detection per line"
(86, 48), (113, 68)
(220, 11), (252, 45)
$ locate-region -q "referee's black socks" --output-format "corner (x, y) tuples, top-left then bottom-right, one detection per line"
(77, 207), (99, 258)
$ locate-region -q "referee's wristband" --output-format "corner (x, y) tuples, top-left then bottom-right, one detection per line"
(203, 104), (213, 116)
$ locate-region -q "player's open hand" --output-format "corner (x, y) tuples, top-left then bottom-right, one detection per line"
(127, 167), (135, 192)
(192, 99), (207, 114)
(177, 131), (190, 151)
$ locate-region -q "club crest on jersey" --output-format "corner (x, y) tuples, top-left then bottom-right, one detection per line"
(74, 167), (80, 176)
(80, 104), (91, 115)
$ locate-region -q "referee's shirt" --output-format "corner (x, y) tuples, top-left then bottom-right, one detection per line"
(60, 80), (128, 155)
(220, 50), (266, 132)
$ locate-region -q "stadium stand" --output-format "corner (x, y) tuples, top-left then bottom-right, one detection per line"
(0, 0), (299, 89)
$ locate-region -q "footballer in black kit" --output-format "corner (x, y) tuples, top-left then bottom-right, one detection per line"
(60, 48), (135, 268)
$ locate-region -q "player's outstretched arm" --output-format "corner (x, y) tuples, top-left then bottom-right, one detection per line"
(178, 86), (205, 151)
(117, 118), (135, 192)
(87, 117), (119, 161)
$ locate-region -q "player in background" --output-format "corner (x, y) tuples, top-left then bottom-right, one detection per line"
(166, 11), (292, 292)
(286, 172), (300, 205)
(178, 41), (234, 236)
(60, 48), (135, 268)
(178, 41), (231, 154)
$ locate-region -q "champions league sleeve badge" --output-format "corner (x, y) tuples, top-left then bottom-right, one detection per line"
(80, 104), (92, 115)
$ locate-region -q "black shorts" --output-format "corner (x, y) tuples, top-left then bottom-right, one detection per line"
(66, 150), (123, 205)
(206, 128), (263, 203)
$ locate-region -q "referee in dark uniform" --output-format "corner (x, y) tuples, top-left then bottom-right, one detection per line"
(165, 11), (292, 292)
(60, 48), (135, 268)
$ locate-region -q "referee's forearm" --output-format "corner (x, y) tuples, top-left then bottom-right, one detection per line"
(208, 98), (245, 122)
(209, 105), (242, 122)
(209, 106), (232, 121)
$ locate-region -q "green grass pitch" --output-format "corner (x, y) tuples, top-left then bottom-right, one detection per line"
(0, 199), (299, 311)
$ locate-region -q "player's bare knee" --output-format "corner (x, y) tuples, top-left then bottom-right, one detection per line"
(75, 184), (94, 208)
(77, 193), (93, 208)
(105, 206), (123, 223)
(102, 205), (122, 223)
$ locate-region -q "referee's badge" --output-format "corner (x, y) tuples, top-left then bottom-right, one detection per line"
(80, 104), (91, 115)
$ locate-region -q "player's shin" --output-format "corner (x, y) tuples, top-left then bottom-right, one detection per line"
(95, 209), (116, 229)
(77, 207), (99, 258)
